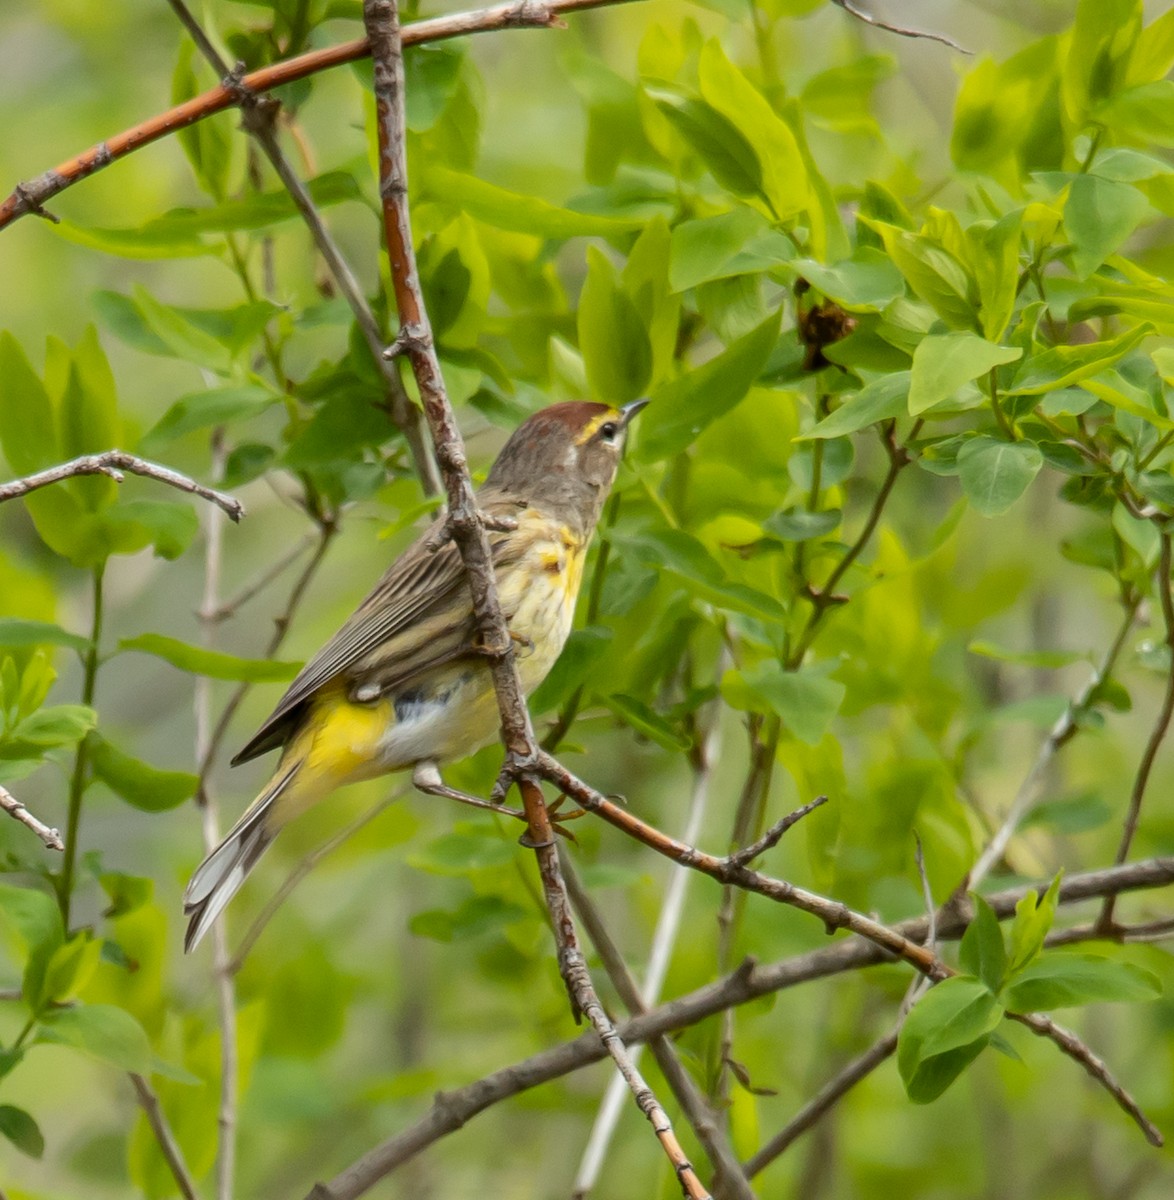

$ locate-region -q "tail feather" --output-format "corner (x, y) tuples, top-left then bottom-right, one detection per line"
(183, 764), (296, 952)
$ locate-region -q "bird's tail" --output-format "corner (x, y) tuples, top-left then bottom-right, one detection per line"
(183, 762), (297, 953)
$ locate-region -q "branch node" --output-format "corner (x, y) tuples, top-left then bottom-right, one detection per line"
(14, 181), (60, 224)
(384, 322), (432, 359)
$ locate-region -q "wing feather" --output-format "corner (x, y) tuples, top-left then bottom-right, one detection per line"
(232, 493), (530, 764)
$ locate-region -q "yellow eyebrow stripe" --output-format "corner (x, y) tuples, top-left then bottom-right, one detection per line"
(574, 409), (622, 445)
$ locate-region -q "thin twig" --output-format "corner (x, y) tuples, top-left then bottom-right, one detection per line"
(199, 531), (317, 623)
(1008, 1011), (1163, 1147)
(571, 700), (748, 1200)
(302, 857), (1174, 1196)
(830, 0), (969, 52)
(743, 1031), (899, 1177)
(1102, 534), (1174, 929)
(129, 1073), (201, 1200)
(228, 791), (404, 973)
(362, 1), (705, 1192)
(963, 599), (1139, 896)
(0, 784), (64, 850)
(163, 0), (440, 495)
(0, 450), (243, 521)
(192, 431), (238, 1200)
(563, 855), (754, 1200)
(0, 0), (642, 231)
(725, 795), (828, 869)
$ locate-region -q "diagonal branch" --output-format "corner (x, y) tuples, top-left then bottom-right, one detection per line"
(830, 0), (969, 52)
(0, 0), (642, 232)
(360, 2), (705, 1196)
(0, 784), (64, 851)
(303, 857), (1174, 1197)
(0, 450), (243, 521)
(129, 1074), (201, 1200)
(163, 0), (439, 495)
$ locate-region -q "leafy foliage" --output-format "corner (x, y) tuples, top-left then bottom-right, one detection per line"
(1, 1), (1173, 1198)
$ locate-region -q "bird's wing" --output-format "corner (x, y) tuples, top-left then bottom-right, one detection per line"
(232, 493), (529, 764)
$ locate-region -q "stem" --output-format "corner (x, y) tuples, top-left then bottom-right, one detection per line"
(58, 563), (105, 928)
(988, 367), (1015, 441)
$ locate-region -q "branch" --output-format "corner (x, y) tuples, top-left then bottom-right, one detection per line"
(0, 450), (243, 521)
(129, 1073), (201, 1200)
(1102, 532), (1174, 928)
(962, 598), (1138, 895)
(0, 784), (64, 851)
(572, 676), (727, 1198)
(164, 0), (440, 495)
(305, 858), (1174, 1195)
(743, 1031), (898, 1177)
(361, 1), (704, 1195)
(830, 0), (969, 52)
(0, 0), (640, 231)
(1008, 1011), (1163, 1147)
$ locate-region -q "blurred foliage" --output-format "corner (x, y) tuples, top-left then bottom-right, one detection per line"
(2, 0), (1174, 1197)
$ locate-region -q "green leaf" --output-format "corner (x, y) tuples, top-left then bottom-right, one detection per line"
(1007, 874), (1062, 976)
(61, 327), (120, 512)
(1098, 80), (1174, 146)
(408, 831), (518, 876)
(123, 286), (233, 375)
(579, 246), (652, 406)
(0, 883), (64, 1015)
(0, 332), (58, 475)
(865, 221), (979, 331)
(898, 976), (1004, 1103)
(40, 932), (102, 1005)
(959, 896), (1008, 994)
(531, 626), (613, 714)
(37, 1003), (153, 1073)
(668, 208), (791, 293)
(117, 634), (300, 682)
(104, 501), (200, 561)
(800, 372), (911, 439)
(90, 734), (197, 812)
(908, 332), (1022, 415)
(792, 250), (905, 312)
(1007, 324), (1153, 394)
(637, 310), (780, 461)
(601, 694), (691, 751)
(957, 437), (1043, 517)
(762, 507), (841, 542)
(0, 1105), (44, 1159)
(142, 385), (279, 447)
(967, 640), (1084, 669)
(697, 40), (808, 220)
(0, 619), (89, 654)
(648, 87), (763, 200)
(423, 166), (642, 238)
(725, 660), (845, 745)
(1064, 175), (1150, 278)
(1003, 952), (1161, 1012)
(10, 705), (97, 747)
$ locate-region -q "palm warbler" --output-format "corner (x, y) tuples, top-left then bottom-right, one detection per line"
(184, 399), (646, 950)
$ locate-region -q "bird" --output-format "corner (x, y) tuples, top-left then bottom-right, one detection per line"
(183, 398), (647, 951)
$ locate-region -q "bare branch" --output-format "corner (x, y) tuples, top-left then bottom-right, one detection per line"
(305, 858), (1174, 1195)
(129, 1073), (201, 1200)
(573, 675), (727, 1198)
(361, 0), (704, 1193)
(1009, 1011), (1164, 1148)
(725, 795), (828, 870)
(163, 0), (440, 495)
(963, 599), (1138, 895)
(744, 1031), (899, 1177)
(199, 531), (318, 623)
(0, 450), (243, 521)
(0, 0), (642, 232)
(0, 784), (64, 851)
(191, 431), (238, 1200)
(830, 0), (969, 52)
(1102, 533), (1174, 928)
(228, 791), (404, 973)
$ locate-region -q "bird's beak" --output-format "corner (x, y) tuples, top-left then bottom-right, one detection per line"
(620, 398), (650, 427)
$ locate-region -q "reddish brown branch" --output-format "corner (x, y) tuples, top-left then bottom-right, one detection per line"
(360, 1), (706, 1195)
(302, 858), (1173, 1197)
(0, 0), (639, 231)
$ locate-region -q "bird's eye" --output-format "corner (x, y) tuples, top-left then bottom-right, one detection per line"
(599, 421), (619, 442)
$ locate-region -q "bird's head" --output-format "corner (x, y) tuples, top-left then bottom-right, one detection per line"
(484, 399), (648, 529)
